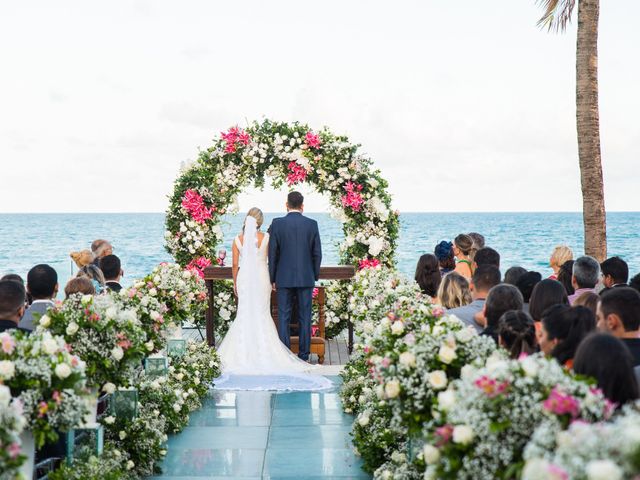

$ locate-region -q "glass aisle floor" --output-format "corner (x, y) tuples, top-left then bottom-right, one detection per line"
(148, 377), (370, 479)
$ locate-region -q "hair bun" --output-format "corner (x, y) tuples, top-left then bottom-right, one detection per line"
(70, 250), (93, 268)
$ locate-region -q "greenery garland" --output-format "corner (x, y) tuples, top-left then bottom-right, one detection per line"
(165, 119), (399, 338)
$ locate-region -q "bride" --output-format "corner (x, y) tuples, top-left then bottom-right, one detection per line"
(214, 208), (332, 391)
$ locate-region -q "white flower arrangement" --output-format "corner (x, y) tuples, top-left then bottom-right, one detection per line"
(0, 385), (27, 477)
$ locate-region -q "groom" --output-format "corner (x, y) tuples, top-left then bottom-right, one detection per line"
(268, 191), (322, 361)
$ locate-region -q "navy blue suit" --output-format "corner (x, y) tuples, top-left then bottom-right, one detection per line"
(268, 212), (322, 360)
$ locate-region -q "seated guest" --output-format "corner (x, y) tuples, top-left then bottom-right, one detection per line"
(568, 256), (601, 304)
(529, 279), (569, 331)
(596, 287), (640, 366)
(91, 239), (113, 266)
(573, 291), (599, 316)
(452, 234), (474, 279)
(100, 255), (123, 292)
(515, 271), (542, 313)
(557, 260), (575, 296)
(77, 264), (106, 294)
(504, 266), (527, 286)
(573, 333), (639, 407)
(64, 277), (95, 298)
(70, 249), (94, 269)
(434, 241), (455, 275)
(498, 310), (537, 358)
(549, 245), (573, 280)
(414, 254), (441, 299)
(436, 272), (471, 309)
(631, 273), (640, 293)
(20, 264), (58, 331)
(448, 265), (501, 333)
(0, 280), (29, 333)
(600, 256), (629, 293)
(480, 284), (524, 343)
(473, 247), (500, 270)
(1, 273), (24, 284)
(538, 304), (595, 369)
(468, 232), (485, 262)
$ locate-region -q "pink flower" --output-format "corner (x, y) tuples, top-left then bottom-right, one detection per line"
(181, 189), (215, 224)
(474, 376), (510, 398)
(434, 424), (453, 446)
(8, 443), (21, 459)
(305, 131), (321, 148)
(546, 464), (569, 480)
(380, 357), (391, 368)
(312, 288), (319, 298)
(187, 257), (212, 278)
(52, 391), (62, 405)
(431, 307), (445, 318)
(341, 181), (364, 211)
(358, 258), (381, 270)
(221, 126), (251, 153)
(1, 333), (15, 354)
(543, 388), (581, 418)
(38, 401), (49, 418)
(286, 161), (307, 186)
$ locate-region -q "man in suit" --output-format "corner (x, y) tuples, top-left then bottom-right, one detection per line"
(19, 264), (58, 331)
(0, 280), (29, 333)
(600, 256), (629, 295)
(268, 191), (322, 361)
(101, 254), (123, 292)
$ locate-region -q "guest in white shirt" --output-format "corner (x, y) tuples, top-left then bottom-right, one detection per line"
(19, 264), (58, 331)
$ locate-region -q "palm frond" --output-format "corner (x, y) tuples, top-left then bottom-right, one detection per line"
(536, 0), (576, 32)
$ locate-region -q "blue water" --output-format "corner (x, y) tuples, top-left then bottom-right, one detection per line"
(1, 212), (638, 295)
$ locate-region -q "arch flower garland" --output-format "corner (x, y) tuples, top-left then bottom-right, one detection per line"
(165, 119), (399, 338)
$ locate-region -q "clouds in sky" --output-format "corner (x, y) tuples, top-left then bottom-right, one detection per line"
(0, 0), (638, 213)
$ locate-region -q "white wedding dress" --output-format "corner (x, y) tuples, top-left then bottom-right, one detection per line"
(214, 216), (332, 391)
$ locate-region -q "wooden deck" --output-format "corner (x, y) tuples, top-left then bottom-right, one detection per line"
(182, 326), (350, 366)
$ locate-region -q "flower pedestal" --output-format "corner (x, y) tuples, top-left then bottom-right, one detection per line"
(109, 388), (139, 421)
(66, 425), (104, 464)
(19, 430), (35, 480)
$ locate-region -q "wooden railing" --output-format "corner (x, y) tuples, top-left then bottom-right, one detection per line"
(203, 265), (356, 352)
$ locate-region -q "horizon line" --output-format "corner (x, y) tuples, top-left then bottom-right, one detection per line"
(1, 211), (639, 215)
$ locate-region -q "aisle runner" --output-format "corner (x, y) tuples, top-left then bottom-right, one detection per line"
(149, 377), (369, 479)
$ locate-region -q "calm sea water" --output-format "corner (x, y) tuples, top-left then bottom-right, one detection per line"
(1, 212), (638, 295)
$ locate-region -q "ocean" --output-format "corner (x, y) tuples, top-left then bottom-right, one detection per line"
(1, 212), (638, 292)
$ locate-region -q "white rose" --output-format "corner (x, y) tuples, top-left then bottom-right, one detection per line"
(384, 380), (401, 399)
(102, 382), (116, 394)
(368, 236), (385, 256)
(119, 431), (127, 440)
(194, 378), (200, 385)
(176, 372), (184, 381)
(126, 460), (135, 470)
(375, 384), (385, 399)
(55, 363), (72, 379)
(39, 315), (51, 327)
(390, 321), (404, 335)
(357, 413), (370, 426)
(173, 403), (181, 413)
(145, 341), (154, 352)
(585, 460), (622, 480)
(106, 307), (117, 319)
(437, 389), (456, 411)
(0, 384), (11, 408)
(149, 288), (157, 296)
(81, 295), (93, 305)
(111, 346), (124, 361)
(422, 444), (440, 465)
(103, 416), (116, 425)
(454, 327), (474, 343)
(452, 425), (474, 445)
(438, 345), (457, 364)
(460, 364), (476, 380)
(399, 352), (416, 368)
(42, 338), (58, 355)
(522, 459), (552, 480)
(219, 308), (231, 321)
(428, 370), (448, 390)
(521, 356), (539, 378)
(66, 322), (79, 335)
(390, 451), (406, 463)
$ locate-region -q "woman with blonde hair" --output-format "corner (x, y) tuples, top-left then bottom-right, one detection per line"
(549, 245), (573, 280)
(70, 250), (94, 269)
(452, 234), (474, 279)
(436, 272), (472, 309)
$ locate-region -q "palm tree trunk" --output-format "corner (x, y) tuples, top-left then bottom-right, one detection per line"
(576, 0), (606, 260)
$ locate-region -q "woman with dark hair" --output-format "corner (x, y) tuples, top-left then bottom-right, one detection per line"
(556, 260), (575, 296)
(573, 333), (639, 407)
(504, 266), (527, 286)
(452, 234), (474, 279)
(529, 279), (569, 323)
(498, 310), (537, 358)
(538, 304), (596, 369)
(434, 241), (455, 275)
(414, 254), (442, 300)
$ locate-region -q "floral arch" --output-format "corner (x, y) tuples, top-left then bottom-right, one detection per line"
(165, 119), (399, 337)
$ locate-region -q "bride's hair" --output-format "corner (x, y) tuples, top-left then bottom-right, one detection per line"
(244, 207), (264, 231)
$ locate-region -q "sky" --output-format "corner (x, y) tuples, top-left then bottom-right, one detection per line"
(0, 1), (638, 213)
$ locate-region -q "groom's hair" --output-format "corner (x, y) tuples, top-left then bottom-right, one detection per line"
(287, 192), (304, 209)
